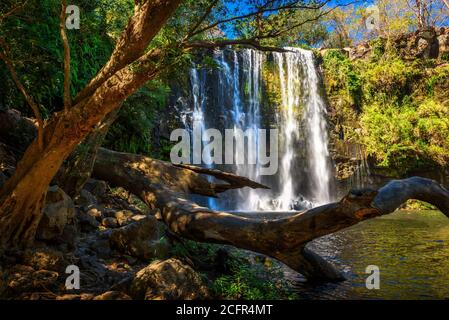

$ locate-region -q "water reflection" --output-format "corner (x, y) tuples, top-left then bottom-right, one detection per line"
(288, 210), (449, 300)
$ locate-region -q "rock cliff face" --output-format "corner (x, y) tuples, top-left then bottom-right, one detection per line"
(321, 28), (449, 196)
(154, 29), (449, 200)
(320, 27), (449, 61)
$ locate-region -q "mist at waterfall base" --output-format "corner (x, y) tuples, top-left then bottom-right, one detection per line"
(179, 47), (333, 212)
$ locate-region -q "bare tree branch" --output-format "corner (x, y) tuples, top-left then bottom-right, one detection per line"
(0, 39), (44, 151)
(188, 0), (331, 39)
(257, 0), (360, 39)
(183, 0), (360, 51)
(186, 0), (220, 39)
(60, 0), (71, 110)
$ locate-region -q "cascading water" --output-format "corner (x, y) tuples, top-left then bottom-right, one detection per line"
(273, 52), (301, 211)
(267, 48), (331, 209)
(295, 48), (331, 205)
(181, 47), (332, 211)
(240, 49), (264, 210)
(186, 66), (217, 209)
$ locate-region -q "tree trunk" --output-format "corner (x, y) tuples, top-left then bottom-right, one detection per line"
(416, 0), (427, 30)
(3, 111), (449, 281)
(92, 149), (449, 281)
(55, 109), (119, 198)
(0, 0), (183, 248)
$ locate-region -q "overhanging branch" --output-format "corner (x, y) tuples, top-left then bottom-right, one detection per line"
(91, 148), (449, 282)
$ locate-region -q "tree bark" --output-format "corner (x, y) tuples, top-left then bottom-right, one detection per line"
(3, 111), (449, 281)
(0, 0), (183, 248)
(92, 148), (449, 281)
(55, 109), (119, 198)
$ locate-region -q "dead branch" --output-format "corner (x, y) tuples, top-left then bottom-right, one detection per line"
(91, 148), (449, 282)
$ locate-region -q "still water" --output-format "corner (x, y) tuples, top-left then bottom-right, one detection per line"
(289, 210), (449, 300)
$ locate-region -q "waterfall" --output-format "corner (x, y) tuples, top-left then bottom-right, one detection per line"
(273, 48), (331, 208)
(188, 66), (217, 209)
(296, 48), (331, 205)
(181, 47), (332, 211)
(240, 49), (264, 210)
(274, 52), (301, 211)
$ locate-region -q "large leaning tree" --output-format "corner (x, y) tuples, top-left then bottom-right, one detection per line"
(2, 112), (449, 281)
(1, 0), (449, 282)
(0, 0), (337, 247)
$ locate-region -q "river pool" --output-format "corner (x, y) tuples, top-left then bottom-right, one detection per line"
(288, 210), (449, 300)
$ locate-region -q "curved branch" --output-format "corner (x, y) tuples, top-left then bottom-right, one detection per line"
(73, 0), (183, 105)
(3, 111), (446, 281)
(92, 148), (449, 282)
(188, 0), (331, 39)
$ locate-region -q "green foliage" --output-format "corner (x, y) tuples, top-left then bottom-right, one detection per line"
(361, 56), (419, 102)
(171, 240), (221, 262)
(212, 256), (297, 300)
(323, 44), (449, 174)
(441, 52), (449, 62)
(426, 65), (449, 96)
(104, 80), (171, 156)
(0, 0), (114, 117)
(171, 240), (297, 300)
(369, 38), (387, 62)
(322, 50), (362, 108)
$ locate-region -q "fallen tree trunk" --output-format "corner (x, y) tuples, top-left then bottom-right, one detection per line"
(93, 148), (449, 282)
(3, 110), (449, 281)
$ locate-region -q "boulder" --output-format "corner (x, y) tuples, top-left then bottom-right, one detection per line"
(75, 189), (97, 210)
(5, 265), (35, 294)
(130, 259), (210, 300)
(22, 248), (65, 272)
(77, 210), (100, 230)
(438, 34), (449, 59)
(102, 217), (119, 228)
(5, 265), (59, 295)
(109, 216), (170, 261)
(84, 179), (108, 199)
(349, 42), (371, 60)
(90, 239), (112, 259)
(36, 186), (75, 241)
(32, 270), (59, 288)
(130, 214), (147, 222)
(56, 293), (95, 300)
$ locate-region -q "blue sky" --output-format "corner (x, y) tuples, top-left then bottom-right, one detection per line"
(222, 0), (375, 39)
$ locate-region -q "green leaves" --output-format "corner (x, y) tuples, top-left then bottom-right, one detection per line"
(323, 43), (449, 174)
(0, 0), (113, 116)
